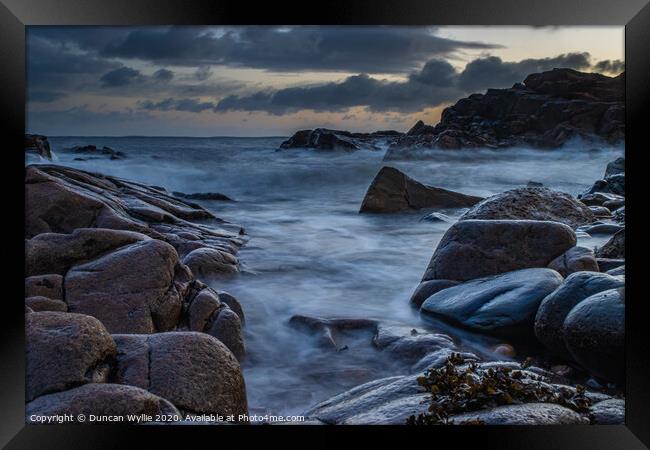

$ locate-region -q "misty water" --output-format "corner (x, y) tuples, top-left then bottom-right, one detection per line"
(32, 136), (623, 416)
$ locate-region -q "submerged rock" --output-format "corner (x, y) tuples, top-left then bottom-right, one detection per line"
(359, 166), (482, 213)
(460, 187), (595, 228)
(421, 268), (563, 336)
(422, 220), (575, 282)
(173, 191), (234, 201)
(534, 272), (624, 358)
(64, 144), (126, 160)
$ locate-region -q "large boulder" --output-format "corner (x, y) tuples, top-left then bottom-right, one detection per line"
(604, 157), (625, 177)
(422, 220), (576, 282)
(205, 307), (245, 361)
(26, 296), (68, 312)
(65, 239), (190, 333)
(534, 272), (624, 358)
(372, 325), (455, 364)
(581, 173), (625, 197)
(562, 288), (625, 383)
(182, 247), (240, 279)
(26, 383), (180, 421)
(25, 228), (148, 277)
(279, 128), (402, 151)
(359, 167), (482, 213)
(460, 187), (595, 228)
(409, 280), (459, 308)
(25, 274), (63, 299)
(112, 332), (247, 416)
(26, 312), (116, 401)
(590, 398), (625, 424)
(596, 229), (625, 259)
(547, 246), (599, 277)
(421, 268), (563, 336)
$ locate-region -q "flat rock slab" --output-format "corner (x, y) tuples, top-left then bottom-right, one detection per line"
(423, 219), (575, 282)
(449, 403), (589, 425)
(421, 268), (563, 336)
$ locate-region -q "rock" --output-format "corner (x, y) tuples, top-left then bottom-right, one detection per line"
(612, 206), (625, 223)
(606, 266), (625, 276)
(25, 274), (63, 299)
(449, 403), (588, 425)
(26, 312), (116, 401)
(411, 348), (479, 374)
(279, 128), (402, 151)
(579, 192), (624, 207)
(25, 228), (148, 277)
(563, 288), (625, 383)
(596, 258), (625, 272)
(534, 272), (624, 357)
(421, 268), (563, 336)
(596, 229), (624, 258)
(547, 246), (599, 277)
(187, 288), (221, 332)
(582, 173), (625, 197)
(289, 315), (378, 350)
(604, 157), (624, 177)
(25, 134), (52, 159)
(372, 325), (455, 363)
(26, 383), (179, 421)
(590, 398), (625, 424)
(182, 247), (240, 279)
(460, 187), (595, 228)
(64, 144), (126, 159)
(217, 291), (245, 324)
(587, 206), (612, 218)
(385, 69), (624, 157)
(25, 165), (244, 262)
(422, 220), (575, 282)
(112, 332), (247, 416)
(603, 198), (625, 210)
(304, 375), (426, 424)
(527, 181), (544, 187)
(578, 223), (624, 235)
(409, 280), (459, 308)
(25, 296), (68, 312)
(359, 166), (482, 213)
(173, 191), (234, 201)
(205, 307), (246, 361)
(419, 212), (454, 223)
(65, 239), (188, 333)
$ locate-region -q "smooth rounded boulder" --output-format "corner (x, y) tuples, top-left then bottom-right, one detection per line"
(65, 239), (188, 333)
(423, 220), (576, 282)
(563, 288), (625, 384)
(534, 272), (624, 357)
(26, 383), (180, 421)
(421, 268), (563, 336)
(547, 246), (599, 277)
(26, 312), (116, 401)
(112, 332), (247, 416)
(182, 247), (240, 280)
(409, 280), (459, 307)
(459, 187), (595, 228)
(25, 274), (63, 299)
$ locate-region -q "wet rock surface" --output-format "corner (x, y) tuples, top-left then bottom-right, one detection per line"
(25, 134), (52, 159)
(280, 128), (402, 151)
(359, 166), (482, 213)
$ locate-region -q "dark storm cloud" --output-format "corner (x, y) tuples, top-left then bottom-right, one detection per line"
(139, 97), (217, 113)
(457, 53), (592, 91)
(153, 68), (174, 82)
(36, 26), (500, 74)
(593, 59), (625, 74)
(100, 67), (144, 87)
(210, 52), (597, 114)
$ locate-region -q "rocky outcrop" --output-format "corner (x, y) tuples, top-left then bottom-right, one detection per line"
(385, 68), (624, 158)
(596, 229), (625, 259)
(459, 187), (595, 228)
(25, 134), (52, 159)
(279, 128), (402, 151)
(422, 220), (576, 282)
(534, 272), (624, 359)
(359, 167), (483, 213)
(420, 268), (563, 336)
(547, 246), (599, 277)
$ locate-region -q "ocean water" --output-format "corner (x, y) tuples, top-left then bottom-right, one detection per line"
(28, 136), (624, 416)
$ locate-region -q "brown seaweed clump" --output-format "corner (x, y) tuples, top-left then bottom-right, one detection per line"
(406, 354), (591, 425)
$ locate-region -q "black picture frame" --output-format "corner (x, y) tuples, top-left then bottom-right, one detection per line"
(2, 0), (648, 447)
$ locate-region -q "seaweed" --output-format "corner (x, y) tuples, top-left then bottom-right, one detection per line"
(406, 353), (591, 425)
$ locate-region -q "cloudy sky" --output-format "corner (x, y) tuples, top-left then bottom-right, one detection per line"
(26, 26), (624, 137)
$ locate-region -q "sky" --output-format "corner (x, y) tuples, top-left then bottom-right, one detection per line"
(26, 26), (624, 137)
